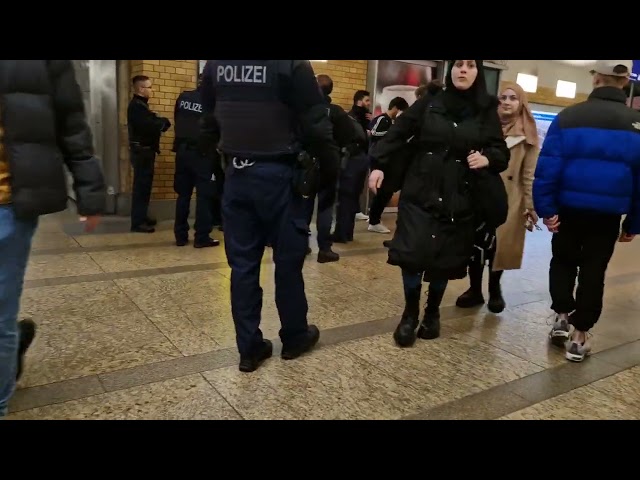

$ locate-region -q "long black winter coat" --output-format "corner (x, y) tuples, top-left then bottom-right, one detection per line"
(0, 60), (106, 219)
(371, 90), (510, 281)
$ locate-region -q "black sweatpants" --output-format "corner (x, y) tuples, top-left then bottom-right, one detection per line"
(549, 210), (620, 332)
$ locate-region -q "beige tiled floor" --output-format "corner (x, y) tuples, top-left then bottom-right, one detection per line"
(8, 211), (640, 420)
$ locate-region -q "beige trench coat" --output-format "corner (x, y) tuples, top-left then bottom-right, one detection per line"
(493, 136), (540, 271)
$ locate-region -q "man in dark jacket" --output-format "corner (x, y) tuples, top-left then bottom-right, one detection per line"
(366, 96), (409, 234)
(127, 75), (171, 233)
(0, 60), (106, 417)
(534, 60), (640, 363)
(306, 74), (356, 262)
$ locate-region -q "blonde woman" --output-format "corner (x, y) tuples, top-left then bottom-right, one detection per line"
(456, 81), (540, 313)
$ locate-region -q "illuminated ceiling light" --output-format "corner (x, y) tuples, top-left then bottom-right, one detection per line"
(556, 80), (576, 99)
(310, 60), (328, 62)
(516, 73), (538, 93)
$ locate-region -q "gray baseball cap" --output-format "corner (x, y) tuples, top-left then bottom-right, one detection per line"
(589, 60), (633, 77)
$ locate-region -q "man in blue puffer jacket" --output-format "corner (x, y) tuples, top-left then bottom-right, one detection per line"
(533, 60), (640, 363)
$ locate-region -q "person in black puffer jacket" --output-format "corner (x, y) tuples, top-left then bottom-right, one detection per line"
(370, 60), (509, 348)
(0, 60), (106, 417)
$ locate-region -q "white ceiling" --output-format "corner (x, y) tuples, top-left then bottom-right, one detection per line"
(553, 60), (597, 66)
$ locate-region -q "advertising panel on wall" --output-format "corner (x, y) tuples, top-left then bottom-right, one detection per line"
(371, 60), (441, 117)
(532, 111), (558, 146)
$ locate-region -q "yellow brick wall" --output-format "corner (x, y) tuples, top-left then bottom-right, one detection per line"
(127, 60), (198, 200)
(120, 60), (368, 200)
(310, 60), (369, 110)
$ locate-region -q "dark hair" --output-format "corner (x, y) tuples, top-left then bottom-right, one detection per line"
(132, 75), (149, 86)
(388, 97), (409, 111)
(353, 90), (370, 104)
(317, 74), (333, 96)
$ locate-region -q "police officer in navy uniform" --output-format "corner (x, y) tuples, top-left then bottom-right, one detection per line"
(200, 60), (340, 373)
(172, 77), (220, 248)
(127, 75), (171, 233)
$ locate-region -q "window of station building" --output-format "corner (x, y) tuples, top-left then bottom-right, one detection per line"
(484, 67), (500, 96)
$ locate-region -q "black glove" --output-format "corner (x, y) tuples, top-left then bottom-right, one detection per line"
(161, 118), (171, 132)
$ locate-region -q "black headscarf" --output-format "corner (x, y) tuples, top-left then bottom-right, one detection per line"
(442, 59), (491, 122)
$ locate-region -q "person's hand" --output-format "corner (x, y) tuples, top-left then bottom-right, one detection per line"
(79, 215), (101, 233)
(543, 215), (560, 233)
(467, 150), (489, 169)
(526, 209), (539, 224)
(369, 169), (384, 194)
(365, 113), (373, 121)
(619, 231), (635, 243)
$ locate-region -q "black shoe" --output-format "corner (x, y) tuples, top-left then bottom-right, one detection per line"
(393, 285), (421, 348)
(239, 340), (273, 373)
(317, 249), (339, 263)
(487, 271), (506, 313)
(417, 309), (440, 340)
(16, 319), (36, 380)
(194, 238), (220, 248)
(175, 238), (188, 247)
(456, 288), (485, 308)
(393, 315), (420, 347)
(145, 217), (158, 227)
(131, 225), (155, 233)
(281, 325), (320, 360)
(383, 240), (391, 248)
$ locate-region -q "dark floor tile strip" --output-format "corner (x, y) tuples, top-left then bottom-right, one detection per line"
(23, 246), (389, 289)
(403, 339), (640, 420)
(31, 241), (178, 256)
(9, 315), (404, 412)
(9, 376), (105, 413)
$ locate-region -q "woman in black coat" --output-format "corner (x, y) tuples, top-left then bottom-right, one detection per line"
(369, 60), (510, 348)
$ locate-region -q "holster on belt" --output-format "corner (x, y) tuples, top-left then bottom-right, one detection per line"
(293, 151), (319, 199)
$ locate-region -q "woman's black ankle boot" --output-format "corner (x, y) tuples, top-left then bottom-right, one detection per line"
(487, 269), (505, 313)
(417, 283), (445, 340)
(456, 261), (485, 308)
(394, 285), (421, 348)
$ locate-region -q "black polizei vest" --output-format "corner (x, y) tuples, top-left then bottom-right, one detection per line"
(174, 89), (203, 145)
(211, 60), (299, 158)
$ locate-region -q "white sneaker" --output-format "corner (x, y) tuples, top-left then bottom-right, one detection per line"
(565, 333), (592, 362)
(368, 223), (391, 234)
(355, 212), (369, 221)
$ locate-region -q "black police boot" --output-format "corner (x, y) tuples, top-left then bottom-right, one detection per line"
(393, 284), (421, 348)
(417, 283), (445, 340)
(239, 339), (273, 373)
(456, 261), (485, 308)
(175, 238), (188, 247)
(487, 269), (506, 314)
(194, 238), (220, 248)
(16, 319), (36, 380)
(281, 325), (320, 360)
(317, 249), (339, 263)
(145, 216), (157, 227)
(131, 224), (155, 233)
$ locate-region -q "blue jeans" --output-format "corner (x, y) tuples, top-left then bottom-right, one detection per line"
(401, 270), (448, 295)
(0, 205), (37, 417)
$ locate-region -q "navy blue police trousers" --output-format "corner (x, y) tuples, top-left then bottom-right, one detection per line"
(333, 153), (370, 241)
(222, 159), (310, 356)
(173, 146), (215, 244)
